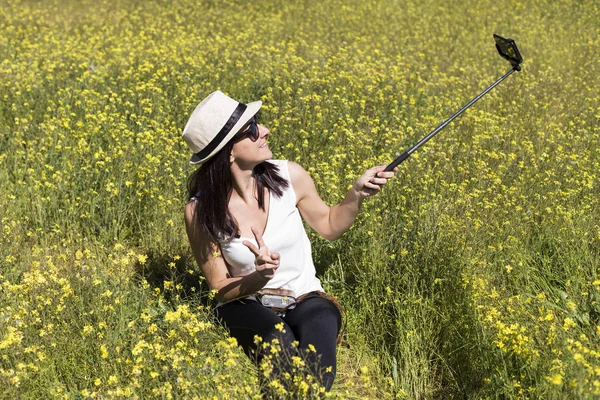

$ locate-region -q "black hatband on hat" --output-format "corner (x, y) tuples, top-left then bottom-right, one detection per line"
(195, 103), (248, 160)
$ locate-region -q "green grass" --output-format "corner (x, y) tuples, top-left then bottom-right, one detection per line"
(1, 0), (599, 398)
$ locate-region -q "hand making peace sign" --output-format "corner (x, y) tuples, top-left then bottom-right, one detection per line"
(242, 226), (280, 280)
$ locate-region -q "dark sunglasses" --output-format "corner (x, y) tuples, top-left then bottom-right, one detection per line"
(235, 116), (259, 142)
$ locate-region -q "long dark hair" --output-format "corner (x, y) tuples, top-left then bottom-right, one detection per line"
(187, 140), (288, 247)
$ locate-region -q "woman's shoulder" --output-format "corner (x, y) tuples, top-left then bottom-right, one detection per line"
(184, 201), (219, 242)
(285, 161), (310, 185)
(266, 159), (306, 175)
(265, 159), (287, 168)
(265, 159), (291, 181)
(184, 200), (197, 221)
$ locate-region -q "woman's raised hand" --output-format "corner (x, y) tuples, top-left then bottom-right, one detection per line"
(353, 165), (398, 199)
(242, 226), (280, 280)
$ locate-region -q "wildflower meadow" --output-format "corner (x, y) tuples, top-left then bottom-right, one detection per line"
(1, 0), (599, 398)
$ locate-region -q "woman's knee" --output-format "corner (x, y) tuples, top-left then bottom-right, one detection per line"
(232, 320), (297, 361)
(261, 321), (297, 356)
(288, 297), (342, 332)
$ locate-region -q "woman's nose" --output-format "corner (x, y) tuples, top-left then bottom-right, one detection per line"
(259, 124), (270, 138)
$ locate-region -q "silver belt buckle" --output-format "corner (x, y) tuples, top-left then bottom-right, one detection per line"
(260, 294), (297, 309)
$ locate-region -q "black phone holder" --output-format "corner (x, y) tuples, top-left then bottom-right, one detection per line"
(494, 34), (523, 71)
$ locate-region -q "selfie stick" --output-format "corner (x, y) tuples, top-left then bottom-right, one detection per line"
(384, 35), (523, 172)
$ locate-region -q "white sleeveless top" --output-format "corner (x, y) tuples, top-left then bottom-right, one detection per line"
(218, 160), (324, 300)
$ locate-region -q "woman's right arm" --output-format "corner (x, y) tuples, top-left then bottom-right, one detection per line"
(184, 202), (278, 303)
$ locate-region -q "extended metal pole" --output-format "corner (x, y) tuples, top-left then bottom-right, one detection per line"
(384, 66), (520, 172)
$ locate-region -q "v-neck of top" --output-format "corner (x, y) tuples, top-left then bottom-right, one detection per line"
(236, 189), (273, 241)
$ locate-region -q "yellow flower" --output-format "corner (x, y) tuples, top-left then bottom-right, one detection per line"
(100, 344), (108, 359)
(563, 317), (576, 331)
(547, 374), (563, 385)
(292, 356), (305, 367)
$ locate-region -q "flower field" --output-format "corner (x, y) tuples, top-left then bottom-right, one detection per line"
(1, 0), (599, 398)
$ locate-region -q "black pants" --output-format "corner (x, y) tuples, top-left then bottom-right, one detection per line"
(214, 292), (342, 392)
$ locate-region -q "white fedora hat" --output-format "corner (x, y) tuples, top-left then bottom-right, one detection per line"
(182, 90), (262, 164)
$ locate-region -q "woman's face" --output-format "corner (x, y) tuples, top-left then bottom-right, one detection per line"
(230, 120), (272, 167)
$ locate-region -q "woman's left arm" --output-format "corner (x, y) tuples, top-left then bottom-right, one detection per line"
(288, 161), (397, 241)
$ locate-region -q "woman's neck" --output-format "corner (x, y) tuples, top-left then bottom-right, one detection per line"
(230, 162), (258, 204)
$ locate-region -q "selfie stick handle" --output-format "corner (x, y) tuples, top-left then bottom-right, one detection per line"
(384, 66), (519, 172)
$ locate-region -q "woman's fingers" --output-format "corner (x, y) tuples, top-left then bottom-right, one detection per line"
(373, 165), (397, 178)
(364, 179), (377, 188)
(242, 240), (260, 256)
(258, 263), (278, 272)
(353, 164), (398, 198)
(255, 256), (279, 278)
(371, 164), (397, 174)
(244, 227), (271, 255)
(256, 254), (279, 266)
(364, 182), (381, 192)
(370, 166), (397, 186)
(251, 226), (267, 249)
(376, 171), (396, 179)
(370, 177), (387, 185)
(244, 232), (279, 276)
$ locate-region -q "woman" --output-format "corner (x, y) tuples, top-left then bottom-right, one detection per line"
(182, 90), (396, 393)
